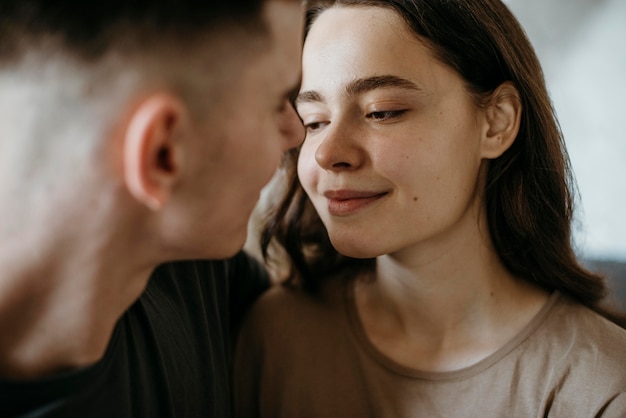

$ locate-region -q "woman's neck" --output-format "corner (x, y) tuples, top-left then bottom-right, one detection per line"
(354, 245), (549, 373)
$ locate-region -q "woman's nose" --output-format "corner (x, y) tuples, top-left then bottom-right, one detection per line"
(314, 119), (365, 171)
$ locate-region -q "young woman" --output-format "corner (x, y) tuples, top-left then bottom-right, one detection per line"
(235, 1), (626, 416)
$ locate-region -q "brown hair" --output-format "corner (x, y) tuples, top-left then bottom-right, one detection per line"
(262, 0), (607, 307)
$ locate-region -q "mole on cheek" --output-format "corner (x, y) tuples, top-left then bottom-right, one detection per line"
(413, 196), (418, 202)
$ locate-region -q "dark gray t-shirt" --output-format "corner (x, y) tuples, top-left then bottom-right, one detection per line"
(1, 252), (269, 418)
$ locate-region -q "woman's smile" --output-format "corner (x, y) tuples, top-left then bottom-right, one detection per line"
(323, 189), (390, 216)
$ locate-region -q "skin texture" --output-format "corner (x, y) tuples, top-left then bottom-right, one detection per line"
(296, 5), (548, 372)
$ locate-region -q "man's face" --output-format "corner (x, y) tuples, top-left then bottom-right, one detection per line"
(172, 0), (304, 259)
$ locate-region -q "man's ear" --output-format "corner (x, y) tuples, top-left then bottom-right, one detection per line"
(481, 82), (522, 159)
(123, 94), (187, 210)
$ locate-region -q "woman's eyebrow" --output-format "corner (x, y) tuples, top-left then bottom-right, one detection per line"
(345, 75), (422, 96)
(296, 74), (422, 106)
(295, 90), (324, 106)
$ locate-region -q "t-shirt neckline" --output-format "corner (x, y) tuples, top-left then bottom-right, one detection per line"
(344, 281), (561, 381)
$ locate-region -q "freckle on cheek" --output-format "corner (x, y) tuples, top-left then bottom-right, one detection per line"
(413, 197), (418, 202)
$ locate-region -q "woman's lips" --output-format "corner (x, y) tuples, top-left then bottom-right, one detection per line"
(323, 190), (388, 216)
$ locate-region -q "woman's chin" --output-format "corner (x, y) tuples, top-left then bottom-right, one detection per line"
(330, 239), (382, 260)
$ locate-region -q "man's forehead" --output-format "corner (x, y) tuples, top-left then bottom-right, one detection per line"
(263, 1), (303, 78)
(263, 0), (304, 48)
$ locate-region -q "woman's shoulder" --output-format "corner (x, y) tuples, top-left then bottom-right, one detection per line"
(536, 293), (626, 373)
(241, 279), (349, 332)
(246, 285), (314, 319)
(517, 294), (626, 414)
(551, 294), (626, 344)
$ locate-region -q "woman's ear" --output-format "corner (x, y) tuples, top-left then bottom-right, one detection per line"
(122, 94), (187, 210)
(481, 81), (522, 159)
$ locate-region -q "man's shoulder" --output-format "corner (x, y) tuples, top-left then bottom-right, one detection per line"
(150, 252), (268, 285)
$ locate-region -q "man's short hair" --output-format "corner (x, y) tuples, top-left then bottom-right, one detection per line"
(0, 0), (269, 62)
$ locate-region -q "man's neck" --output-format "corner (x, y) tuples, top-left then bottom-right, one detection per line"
(0, 234), (156, 379)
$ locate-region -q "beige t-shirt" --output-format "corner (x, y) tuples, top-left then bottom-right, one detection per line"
(235, 280), (626, 418)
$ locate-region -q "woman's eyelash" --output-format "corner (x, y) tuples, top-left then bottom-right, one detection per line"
(366, 109), (407, 120)
(304, 121), (328, 132)
(302, 109), (407, 133)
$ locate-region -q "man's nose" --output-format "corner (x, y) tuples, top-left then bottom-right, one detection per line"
(280, 102), (305, 151)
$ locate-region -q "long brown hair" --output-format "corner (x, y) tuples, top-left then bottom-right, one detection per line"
(262, 0), (607, 307)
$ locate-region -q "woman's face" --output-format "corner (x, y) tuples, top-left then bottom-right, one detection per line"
(296, 6), (492, 260)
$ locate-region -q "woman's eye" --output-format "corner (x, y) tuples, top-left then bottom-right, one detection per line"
(303, 121), (328, 133)
(366, 110), (407, 121)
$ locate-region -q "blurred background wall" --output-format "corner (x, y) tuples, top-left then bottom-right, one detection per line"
(506, 0), (626, 310)
(507, 0), (626, 261)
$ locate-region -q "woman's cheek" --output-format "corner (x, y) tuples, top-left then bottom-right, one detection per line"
(297, 144), (318, 192)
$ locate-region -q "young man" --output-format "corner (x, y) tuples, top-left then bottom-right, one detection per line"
(0, 0), (303, 416)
